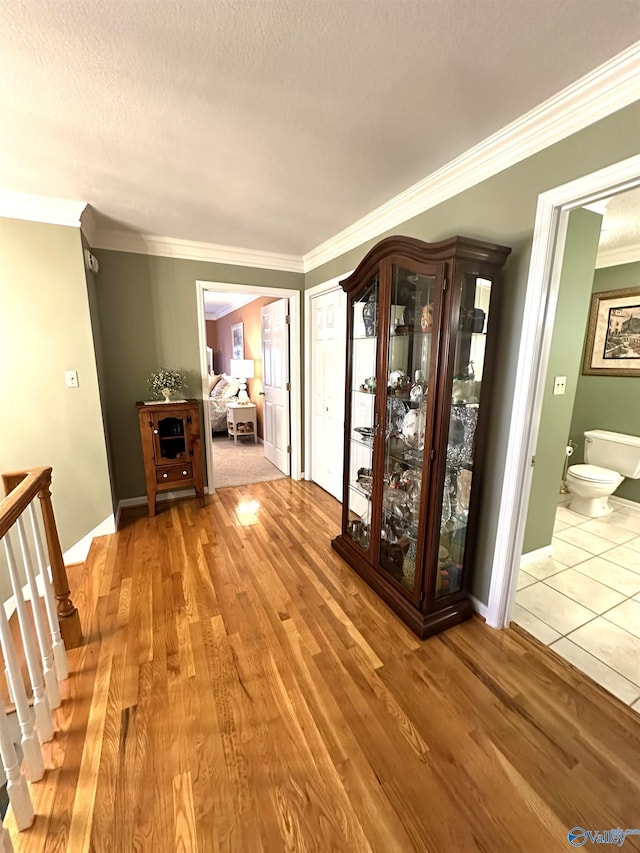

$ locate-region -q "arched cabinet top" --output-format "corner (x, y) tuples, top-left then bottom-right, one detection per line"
(340, 235), (511, 294)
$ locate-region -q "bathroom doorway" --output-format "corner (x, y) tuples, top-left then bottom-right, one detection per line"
(503, 179), (640, 712)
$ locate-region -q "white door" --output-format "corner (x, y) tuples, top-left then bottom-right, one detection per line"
(311, 288), (347, 500)
(261, 298), (290, 475)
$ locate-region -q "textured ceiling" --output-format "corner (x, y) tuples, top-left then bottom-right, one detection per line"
(0, 1), (638, 255)
(599, 187), (640, 254)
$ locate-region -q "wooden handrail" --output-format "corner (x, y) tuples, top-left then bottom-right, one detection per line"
(0, 467), (51, 541)
(1, 467), (82, 649)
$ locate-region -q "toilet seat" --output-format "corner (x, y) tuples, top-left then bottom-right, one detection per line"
(568, 463), (620, 484)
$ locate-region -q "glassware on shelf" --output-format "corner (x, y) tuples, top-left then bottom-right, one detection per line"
(440, 482), (451, 530)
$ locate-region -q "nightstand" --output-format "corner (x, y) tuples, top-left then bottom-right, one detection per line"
(226, 402), (257, 444)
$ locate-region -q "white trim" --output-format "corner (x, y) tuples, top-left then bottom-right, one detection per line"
(302, 43), (640, 273)
(0, 189), (86, 229)
(486, 154), (640, 630)
(63, 514), (115, 564)
(204, 295), (258, 321)
(117, 491), (197, 512)
(610, 495), (640, 511)
(3, 45), (635, 279)
(596, 243), (640, 269)
(519, 545), (554, 567)
(303, 272), (353, 485)
(196, 281), (303, 492)
(92, 229), (304, 273)
(469, 595), (488, 620)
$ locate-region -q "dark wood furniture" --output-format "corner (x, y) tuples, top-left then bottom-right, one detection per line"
(137, 400), (205, 516)
(331, 235), (511, 638)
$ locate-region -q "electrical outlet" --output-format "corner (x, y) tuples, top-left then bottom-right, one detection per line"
(553, 375), (566, 395)
(65, 370), (79, 388)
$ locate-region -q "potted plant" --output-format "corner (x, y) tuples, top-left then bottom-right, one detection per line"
(148, 368), (187, 403)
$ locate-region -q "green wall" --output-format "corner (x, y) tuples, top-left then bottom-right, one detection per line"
(93, 250), (303, 500)
(522, 209), (603, 554)
(304, 101), (640, 603)
(0, 218), (114, 586)
(570, 261), (640, 504)
(82, 100), (639, 605)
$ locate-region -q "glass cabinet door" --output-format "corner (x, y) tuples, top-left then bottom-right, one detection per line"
(378, 264), (439, 594)
(152, 414), (187, 462)
(344, 275), (379, 557)
(435, 274), (493, 599)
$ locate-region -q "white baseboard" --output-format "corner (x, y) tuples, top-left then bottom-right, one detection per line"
(469, 594), (488, 620)
(610, 496), (640, 512)
(520, 545), (553, 567)
(63, 514), (116, 565)
(117, 488), (198, 514)
(3, 513), (116, 619)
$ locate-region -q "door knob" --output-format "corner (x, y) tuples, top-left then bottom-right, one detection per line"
(259, 391), (265, 396)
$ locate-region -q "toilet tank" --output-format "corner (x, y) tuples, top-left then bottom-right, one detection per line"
(584, 429), (640, 479)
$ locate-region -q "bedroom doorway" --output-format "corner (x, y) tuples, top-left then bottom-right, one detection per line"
(195, 280), (302, 493)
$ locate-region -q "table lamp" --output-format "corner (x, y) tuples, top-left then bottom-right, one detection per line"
(229, 358), (255, 404)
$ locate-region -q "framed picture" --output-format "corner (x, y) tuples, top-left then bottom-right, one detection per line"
(582, 286), (640, 377)
(231, 322), (244, 360)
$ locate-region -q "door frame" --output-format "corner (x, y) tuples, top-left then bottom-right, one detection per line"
(304, 273), (352, 483)
(195, 280), (302, 492)
(486, 153), (640, 628)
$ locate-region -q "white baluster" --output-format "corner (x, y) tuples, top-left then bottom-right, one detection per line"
(15, 517), (60, 709)
(0, 602), (44, 781)
(3, 534), (53, 744)
(0, 818), (13, 852)
(0, 706), (33, 831)
(28, 505), (68, 681)
(3, 670), (13, 707)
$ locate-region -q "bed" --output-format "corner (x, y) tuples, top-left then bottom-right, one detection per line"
(208, 373), (240, 433)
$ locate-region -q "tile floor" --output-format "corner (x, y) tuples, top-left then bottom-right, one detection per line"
(513, 499), (640, 713)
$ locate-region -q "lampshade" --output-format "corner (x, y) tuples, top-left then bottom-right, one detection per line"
(229, 358), (255, 379)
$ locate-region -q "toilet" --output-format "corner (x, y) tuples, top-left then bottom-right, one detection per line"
(566, 429), (640, 518)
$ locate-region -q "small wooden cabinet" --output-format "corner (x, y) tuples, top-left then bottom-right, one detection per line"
(137, 399), (205, 516)
(331, 235), (511, 639)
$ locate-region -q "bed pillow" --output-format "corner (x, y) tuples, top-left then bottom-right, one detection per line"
(220, 376), (240, 399)
(208, 373), (223, 394)
(210, 376), (229, 399)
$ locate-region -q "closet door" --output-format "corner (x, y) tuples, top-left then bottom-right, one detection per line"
(310, 287), (347, 499)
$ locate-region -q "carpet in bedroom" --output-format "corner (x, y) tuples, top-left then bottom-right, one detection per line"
(211, 435), (287, 488)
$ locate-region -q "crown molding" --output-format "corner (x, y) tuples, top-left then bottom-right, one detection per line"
(302, 42), (640, 273)
(0, 189), (86, 228)
(596, 242), (640, 269)
(204, 294), (257, 320)
(91, 228), (304, 273)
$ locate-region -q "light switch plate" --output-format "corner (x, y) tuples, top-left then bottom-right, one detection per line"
(65, 370), (79, 388)
(553, 375), (566, 395)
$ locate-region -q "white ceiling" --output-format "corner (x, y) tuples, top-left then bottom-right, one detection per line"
(599, 188), (640, 253)
(0, 1), (638, 256)
(203, 290), (257, 320)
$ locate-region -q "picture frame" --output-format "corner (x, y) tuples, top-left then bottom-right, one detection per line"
(582, 286), (640, 377)
(231, 322), (244, 360)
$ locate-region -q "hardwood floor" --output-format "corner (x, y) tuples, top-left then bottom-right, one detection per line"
(6, 480), (640, 852)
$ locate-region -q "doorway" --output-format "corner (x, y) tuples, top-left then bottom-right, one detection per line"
(485, 155), (640, 707)
(196, 281), (302, 492)
(305, 276), (349, 500)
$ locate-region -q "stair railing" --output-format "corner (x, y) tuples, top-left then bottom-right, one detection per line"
(0, 466), (79, 838)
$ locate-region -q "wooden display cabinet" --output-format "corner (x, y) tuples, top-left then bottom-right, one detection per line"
(136, 399), (205, 516)
(331, 235), (511, 639)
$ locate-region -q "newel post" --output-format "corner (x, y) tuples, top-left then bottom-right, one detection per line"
(37, 478), (83, 650)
